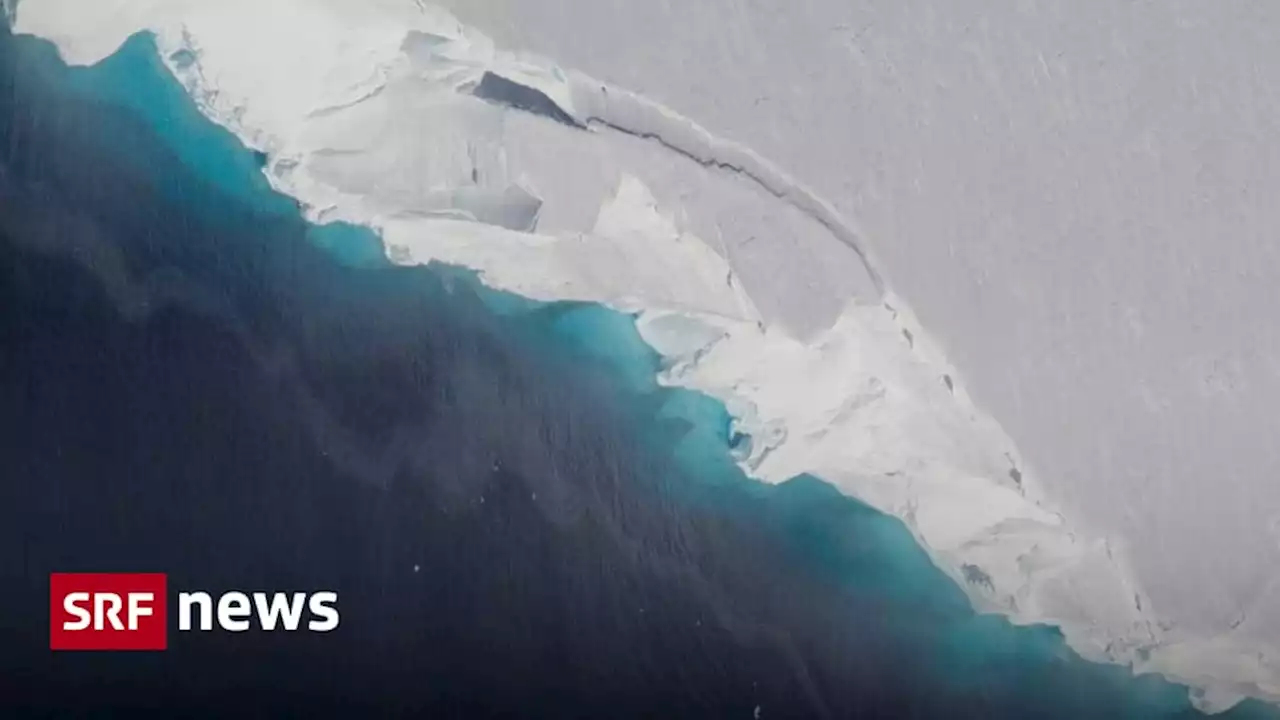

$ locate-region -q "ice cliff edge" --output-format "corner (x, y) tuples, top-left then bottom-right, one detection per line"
(13, 0), (1280, 711)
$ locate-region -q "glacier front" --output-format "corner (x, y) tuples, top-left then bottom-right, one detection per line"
(14, 0), (1280, 711)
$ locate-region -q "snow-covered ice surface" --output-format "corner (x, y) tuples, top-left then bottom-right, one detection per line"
(15, 0), (1280, 711)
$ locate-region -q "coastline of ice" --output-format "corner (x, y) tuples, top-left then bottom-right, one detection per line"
(14, 0), (1280, 711)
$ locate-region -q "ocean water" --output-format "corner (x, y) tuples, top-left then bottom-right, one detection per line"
(0, 24), (1275, 719)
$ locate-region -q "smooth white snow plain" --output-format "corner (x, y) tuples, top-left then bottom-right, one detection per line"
(15, 0), (1280, 711)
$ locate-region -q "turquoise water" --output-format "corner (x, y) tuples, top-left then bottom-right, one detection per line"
(63, 34), (288, 213)
(11, 26), (1279, 718)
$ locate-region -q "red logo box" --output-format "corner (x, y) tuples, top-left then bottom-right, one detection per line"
(50, 573), (168, 651)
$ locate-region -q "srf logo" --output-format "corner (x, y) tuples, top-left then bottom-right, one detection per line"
(50, 573), (341, 651)
(50, 573), (168, 651)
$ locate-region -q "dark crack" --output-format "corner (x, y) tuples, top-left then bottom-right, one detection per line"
(471, 71), (584, 129)
(584, 113), (885, 298)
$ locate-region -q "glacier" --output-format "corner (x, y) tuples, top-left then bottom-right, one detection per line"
(13, 0), (1279, 711)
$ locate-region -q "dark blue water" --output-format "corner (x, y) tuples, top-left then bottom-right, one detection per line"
(0, 25), (1274, 719)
